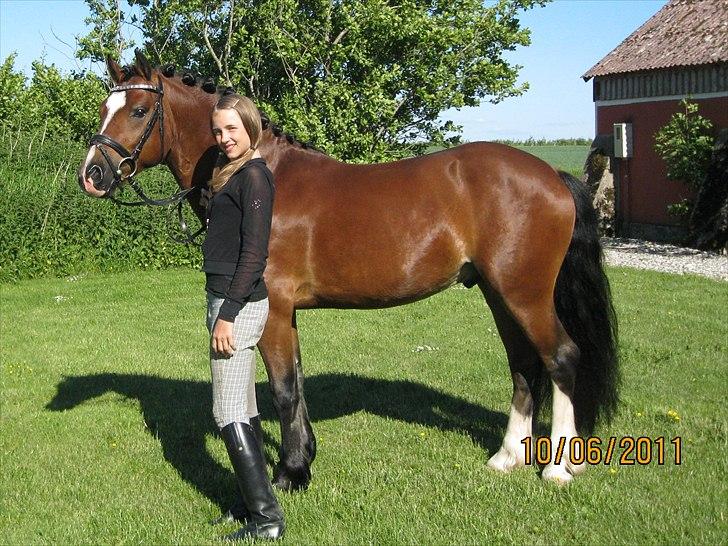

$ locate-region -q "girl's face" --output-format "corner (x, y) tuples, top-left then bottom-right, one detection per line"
(211, 108), (251, 160)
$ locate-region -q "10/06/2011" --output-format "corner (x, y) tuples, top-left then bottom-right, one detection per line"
(520, 436), (683, 466)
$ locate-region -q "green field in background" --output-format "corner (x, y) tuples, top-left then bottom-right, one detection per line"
(515, 144), (590, 177)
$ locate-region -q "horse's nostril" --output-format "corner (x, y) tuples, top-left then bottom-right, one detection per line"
(88, 165), (104, 188)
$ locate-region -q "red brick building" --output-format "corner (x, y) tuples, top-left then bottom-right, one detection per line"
(582, 0), (728, 241)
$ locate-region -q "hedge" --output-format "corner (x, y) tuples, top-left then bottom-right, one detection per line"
(0, 125), (202, 283)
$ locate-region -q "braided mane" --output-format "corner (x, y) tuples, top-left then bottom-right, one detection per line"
(121, 61), (323, 153)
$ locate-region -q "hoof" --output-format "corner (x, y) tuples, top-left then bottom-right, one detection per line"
(486, 447), (525, 473)
(273, 464), (310, 492)
(541, 463), (574, 485)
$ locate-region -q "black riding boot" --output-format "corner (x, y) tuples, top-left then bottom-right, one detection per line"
(211, 416), (267, 525)
(220, 421), (285, 541)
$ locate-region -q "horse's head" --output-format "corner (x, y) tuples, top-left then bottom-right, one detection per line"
(78, 50), (169, 198)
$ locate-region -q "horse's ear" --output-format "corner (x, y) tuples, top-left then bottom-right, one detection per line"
(134, 49), (152, 80)
(106, 56), (124, 84)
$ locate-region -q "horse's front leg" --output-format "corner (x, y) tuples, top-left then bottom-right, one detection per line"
(258, 298), (316, 491)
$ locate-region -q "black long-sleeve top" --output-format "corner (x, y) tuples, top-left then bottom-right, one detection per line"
(202, 158), (275, 322)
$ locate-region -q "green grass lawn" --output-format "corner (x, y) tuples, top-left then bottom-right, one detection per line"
(1, 267), (726, 544)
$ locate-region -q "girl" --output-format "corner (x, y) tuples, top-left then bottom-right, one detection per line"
(203, 93), (284, 541)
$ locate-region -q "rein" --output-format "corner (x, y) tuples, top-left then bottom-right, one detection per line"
(89, 78), (205, 245)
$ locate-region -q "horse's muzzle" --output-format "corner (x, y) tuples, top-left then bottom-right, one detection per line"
(78, 162), (112, 197)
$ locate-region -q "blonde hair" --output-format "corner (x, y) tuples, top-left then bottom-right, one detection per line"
(209, 94), (263, 193)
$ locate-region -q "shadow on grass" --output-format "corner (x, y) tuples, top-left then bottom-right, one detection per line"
(46, 372), (507, 509)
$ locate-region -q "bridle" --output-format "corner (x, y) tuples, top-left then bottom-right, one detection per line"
(88, 77), (205, 244)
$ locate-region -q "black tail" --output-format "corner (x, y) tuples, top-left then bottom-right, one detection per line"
(534, 171), (620, 435)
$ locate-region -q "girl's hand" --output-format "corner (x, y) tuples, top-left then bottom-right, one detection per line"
(212, 319), (236, 357)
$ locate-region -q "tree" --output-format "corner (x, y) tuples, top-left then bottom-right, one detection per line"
(77, 0), (134, 62)
(79, 0), (548, 162)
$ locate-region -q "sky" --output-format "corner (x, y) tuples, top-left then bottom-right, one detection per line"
(0, 0), (668, 141)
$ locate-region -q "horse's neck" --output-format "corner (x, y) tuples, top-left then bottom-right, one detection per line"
(164, 87), (218, 189)
(166, 142), (216, 187)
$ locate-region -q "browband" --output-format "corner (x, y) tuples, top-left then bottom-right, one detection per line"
(110, 83), (163, 94)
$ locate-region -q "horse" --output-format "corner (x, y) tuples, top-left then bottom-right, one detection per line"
(77, 51), (618, 491)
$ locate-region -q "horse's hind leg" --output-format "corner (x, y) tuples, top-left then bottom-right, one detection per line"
(481, 284), (540, 472)
(503, 295), (586, 483)
(477, 264), (585, 482)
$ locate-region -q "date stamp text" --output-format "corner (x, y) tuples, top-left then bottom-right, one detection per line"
(521, 436), (682, 466)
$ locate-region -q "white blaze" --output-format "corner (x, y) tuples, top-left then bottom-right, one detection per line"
(82, 91), (127, 175)
(100, 91), (127, 133)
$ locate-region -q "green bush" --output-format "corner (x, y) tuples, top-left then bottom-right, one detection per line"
(0, 54), (106, 141)
(0, 125), (202, 282)
(0, 55), (26, 124)
(654, 99), (715, 219)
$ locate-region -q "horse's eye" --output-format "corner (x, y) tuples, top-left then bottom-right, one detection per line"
(132, 107), (147, 118)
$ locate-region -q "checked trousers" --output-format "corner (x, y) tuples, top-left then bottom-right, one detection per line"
(206, 293), (269, 429)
